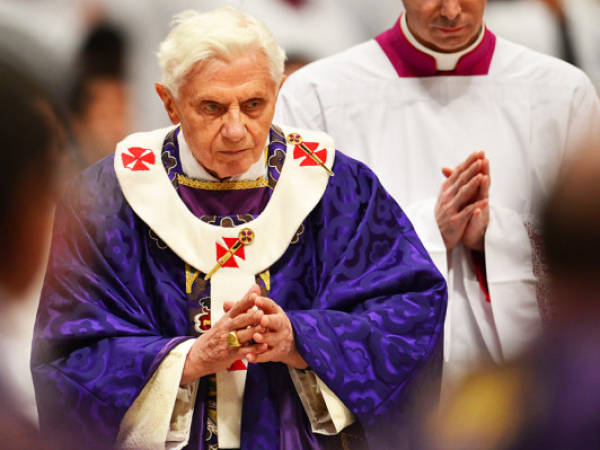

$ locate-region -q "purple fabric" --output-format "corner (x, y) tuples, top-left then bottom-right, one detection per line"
(186, 378), (209, 450)
(163, 127), (279, 219)
(179, 186), (271, 218)
(375, 15), (496, 77)
(31, 126), (447, 449)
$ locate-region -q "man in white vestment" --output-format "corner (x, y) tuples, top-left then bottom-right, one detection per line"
(275, 0), (600, 394)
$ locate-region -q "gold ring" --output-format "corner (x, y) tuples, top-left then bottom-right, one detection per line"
(227, 330), (241, 348)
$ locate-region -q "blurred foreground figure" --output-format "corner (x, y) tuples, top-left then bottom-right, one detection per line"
(276, 0), (600, 395)
(0, 61), (66, 449)
(31, 7), (447, 450)
(427, 137), (600, 450)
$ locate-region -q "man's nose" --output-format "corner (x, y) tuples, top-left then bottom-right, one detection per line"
(221, 108), (246, 142)
(441, 0), (462, 20)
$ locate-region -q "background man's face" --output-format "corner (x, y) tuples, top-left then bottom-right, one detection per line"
(73, 77), (132, 165)
(403, 0), (486, 53)
(162, 50), (279, 179)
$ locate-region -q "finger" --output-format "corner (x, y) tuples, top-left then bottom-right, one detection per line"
(252, 331), (266, 344)
(469, 208), (484, 225)
(472, 159), (490, 201)
(478, 174), (491, 200)
(252, 330), (287, 347)
(260, 313), (284, 331)
(449, 159), (484, 196)
(228, 284), (261, 318)
(452, 198), (485, 225)
(236, 343), (268, 358)
(470, 199), (489, 220)
(235, 325), (264, 344)
(483, 161), (490, 182)
(470, 209), (487, 232)
(442, 167), (453, 178)
(443, 153), (484, 191)
(254, 296), (280, 315)
(462, 200), (489, 251)
(245, 345), (270, 362)
(223, 300), (234, 313)
(246, 348), (279, 364)
(482, 175), (492, 194)
(481, 157), (490, 177)
(229, 308), (263, 331)
(474, 198), (489, 210)
(451, 174), (483, 210)
(445, 151), (484, 184)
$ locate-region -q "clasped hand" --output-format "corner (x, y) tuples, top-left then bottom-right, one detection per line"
(181, 284), (306, 385)
(434, 151), (491, 252)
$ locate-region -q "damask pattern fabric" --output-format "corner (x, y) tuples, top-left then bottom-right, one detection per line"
(31, 125), (447, 449)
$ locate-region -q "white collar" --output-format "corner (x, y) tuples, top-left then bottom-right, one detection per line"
(114, 125), (335, 275)
(401, 13), (485, 71)
(178, 130), (267, 182)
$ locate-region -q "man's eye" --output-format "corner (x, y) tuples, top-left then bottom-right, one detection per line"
(244, 99), (262, 110)
(204, 103), (220, 112)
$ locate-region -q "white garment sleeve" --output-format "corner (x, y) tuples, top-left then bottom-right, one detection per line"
(406, 199), (543, 361)
(117, 339), (199, 450)
(565, 70), (600, 152)
(404, 198), (448, 279)
(288, 367), (355, 435)
(485, 205), (541, 360)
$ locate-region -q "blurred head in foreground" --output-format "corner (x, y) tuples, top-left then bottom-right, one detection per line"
(0, 60), (67, 298)
(542, 139), (600, 320)
(425, 136), (600, 450)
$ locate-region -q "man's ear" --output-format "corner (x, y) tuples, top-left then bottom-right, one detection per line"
(155, 82), (180, 125)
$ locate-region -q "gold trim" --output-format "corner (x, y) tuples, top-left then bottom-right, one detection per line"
(259, 269), (270, 292)
(177, 174), (269, 191)
(185, 263), (200, 294)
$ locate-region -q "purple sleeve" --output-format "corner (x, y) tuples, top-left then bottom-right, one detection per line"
(287, 153), (447, 445)
(31, 158), (191, 448)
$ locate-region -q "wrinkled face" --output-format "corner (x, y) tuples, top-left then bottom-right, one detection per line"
(157, 51), (280, 179)
(403, 0), (486, 53)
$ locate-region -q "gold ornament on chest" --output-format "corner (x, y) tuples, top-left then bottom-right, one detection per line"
(205, 228), (255, 280)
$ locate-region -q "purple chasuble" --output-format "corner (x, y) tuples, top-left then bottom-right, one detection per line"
(375, 14), (496, 78)
(31, 124), (447, 449)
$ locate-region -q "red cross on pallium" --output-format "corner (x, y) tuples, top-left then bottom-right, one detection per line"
(293, 142), (327, 166)
(216, 237), (246, 268)
(228, 360), (247, 371)
(122, 147), (156, 171)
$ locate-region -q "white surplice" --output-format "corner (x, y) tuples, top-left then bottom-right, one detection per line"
(275, 17), (600, 392)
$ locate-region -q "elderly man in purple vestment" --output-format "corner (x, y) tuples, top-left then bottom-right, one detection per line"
(31, 7), (447, 450)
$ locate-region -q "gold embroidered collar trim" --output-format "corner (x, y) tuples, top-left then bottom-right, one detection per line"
(176, 174), (269, 191)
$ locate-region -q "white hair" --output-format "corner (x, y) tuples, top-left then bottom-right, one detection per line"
(157, 7), (286, 96)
